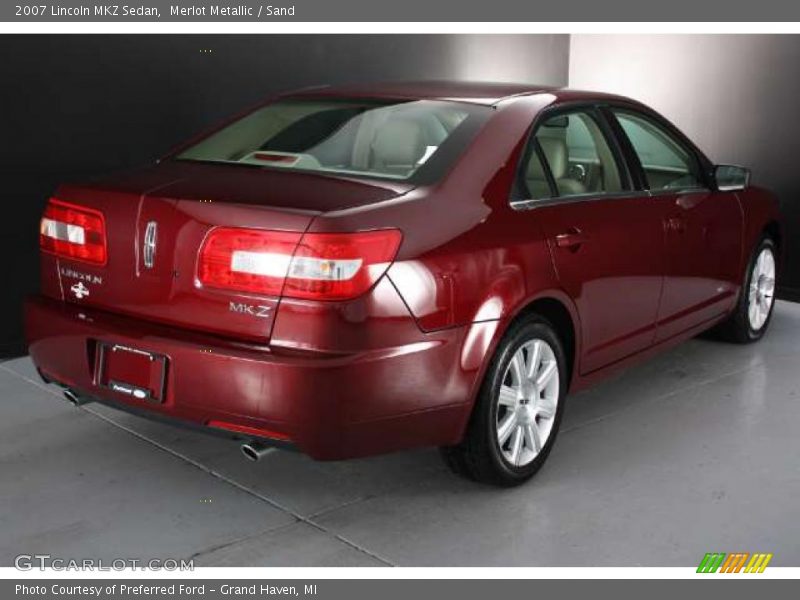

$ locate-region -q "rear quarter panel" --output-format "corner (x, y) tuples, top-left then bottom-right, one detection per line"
(312, 94), (562, 322)
(309, 94), (582, 400)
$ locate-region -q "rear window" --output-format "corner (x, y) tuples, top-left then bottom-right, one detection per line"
(175, 98), (491, 183)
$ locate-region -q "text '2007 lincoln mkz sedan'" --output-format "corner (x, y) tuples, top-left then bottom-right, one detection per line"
(26, 81), (782, 486)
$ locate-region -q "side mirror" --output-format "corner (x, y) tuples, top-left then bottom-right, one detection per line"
(714, 164), (750, 192)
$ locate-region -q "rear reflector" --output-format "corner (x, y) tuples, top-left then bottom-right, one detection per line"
(198, 227), (402, 300)
(40, 198), (107, 265)
(207, 420), (291, 441)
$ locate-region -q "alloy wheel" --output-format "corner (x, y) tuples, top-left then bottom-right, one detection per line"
(748, 247), (776, 331)
(495, 338), (560, 467)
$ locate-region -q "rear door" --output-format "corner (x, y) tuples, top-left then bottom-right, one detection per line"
(515, 107), (666, 374)
(609, 108), (743, 341)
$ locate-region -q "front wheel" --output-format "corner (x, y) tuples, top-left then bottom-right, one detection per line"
(714, 237), (777, 343)
(440, 316), (568, 486)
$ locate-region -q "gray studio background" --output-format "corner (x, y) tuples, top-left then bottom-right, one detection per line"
(1, 34), (798, 356)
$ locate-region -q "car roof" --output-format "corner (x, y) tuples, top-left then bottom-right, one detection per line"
(281, 80), (634, 107)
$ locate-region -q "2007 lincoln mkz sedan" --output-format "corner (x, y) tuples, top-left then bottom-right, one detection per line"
(26, 81), (782, 486)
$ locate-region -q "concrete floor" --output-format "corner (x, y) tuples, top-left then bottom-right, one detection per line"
(2, 301), (799, 568)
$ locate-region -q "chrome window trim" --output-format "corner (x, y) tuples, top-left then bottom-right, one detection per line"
(510, 190), (646, 211)
(646, 187), (712, 198)
(510, 185), (715, 212)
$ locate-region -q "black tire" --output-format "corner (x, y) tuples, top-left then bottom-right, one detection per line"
(713, 237), (777, 344)
(440, 315), (568, 486)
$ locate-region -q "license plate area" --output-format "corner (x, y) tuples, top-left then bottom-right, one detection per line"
(96, 342), (167, 403)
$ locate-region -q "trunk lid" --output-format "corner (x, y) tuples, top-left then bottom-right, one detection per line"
(47, 162), (410, 342)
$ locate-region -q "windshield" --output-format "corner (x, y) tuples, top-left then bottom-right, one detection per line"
(175, 98), (491, 183)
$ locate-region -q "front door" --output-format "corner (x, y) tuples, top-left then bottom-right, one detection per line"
(611, 109), (744, 340)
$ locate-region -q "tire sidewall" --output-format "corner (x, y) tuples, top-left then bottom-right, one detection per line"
(480, 319), (568, 483)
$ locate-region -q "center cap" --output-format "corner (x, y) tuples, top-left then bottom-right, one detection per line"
(521, 382), (537, 403)
(516, 405), (534, 425)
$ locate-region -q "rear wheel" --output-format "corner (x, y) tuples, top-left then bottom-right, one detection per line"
(440, 316), (567, 486)
(714, 237), (777, 343)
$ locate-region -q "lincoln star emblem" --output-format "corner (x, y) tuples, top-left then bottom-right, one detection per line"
(143, 221), (158, 268)
(70, 282), (90, 299)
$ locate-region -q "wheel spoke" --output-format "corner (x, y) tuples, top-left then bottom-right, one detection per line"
(497, 411), (517, 445)
(526, 341), (542, 380)
(765, 257), (776, 280)
(536, 360), (557, 388)
(749, 298), (758, 326)
(498, 385), (518, 407)
(524, 424), (542, 453)
(509, 426), (524, 465)
(509, 351), (525, 386)
(763, 277), (776, 297)
(536, 396), (556, 420)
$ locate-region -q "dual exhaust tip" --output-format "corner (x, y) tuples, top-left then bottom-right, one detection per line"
(63, 388), (272, 462)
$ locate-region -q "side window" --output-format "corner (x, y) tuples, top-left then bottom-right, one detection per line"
(612, 111), (705, 192)
(522, 110), (624, 200)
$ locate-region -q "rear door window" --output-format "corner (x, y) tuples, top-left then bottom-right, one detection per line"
(521, 110), (625, 200)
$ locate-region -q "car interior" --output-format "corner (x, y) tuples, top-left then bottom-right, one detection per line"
(178, 100), (470, 180)
(524, 111), (623, 199)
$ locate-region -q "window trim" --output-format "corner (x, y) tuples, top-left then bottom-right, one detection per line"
(510, 101), (635, 208)
(531, 138), (559, 199)
(605, 104), (713, 195)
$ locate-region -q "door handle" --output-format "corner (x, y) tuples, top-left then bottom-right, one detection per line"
(555, 228), (588, 251)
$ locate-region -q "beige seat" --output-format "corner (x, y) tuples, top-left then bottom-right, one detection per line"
(526, 137), (586, 198)
(370, 119), (427, 175)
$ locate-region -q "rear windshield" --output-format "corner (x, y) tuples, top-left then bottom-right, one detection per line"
(175, 98), (491, 184)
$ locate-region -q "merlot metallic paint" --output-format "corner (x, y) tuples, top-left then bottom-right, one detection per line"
(25, 82), (782, 460)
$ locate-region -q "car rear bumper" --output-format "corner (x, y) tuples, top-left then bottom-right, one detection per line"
(24, 295), (474, 460)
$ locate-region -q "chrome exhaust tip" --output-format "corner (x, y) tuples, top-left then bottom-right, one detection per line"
(63, 389), (90, 407)
(241, 441), (272, 462)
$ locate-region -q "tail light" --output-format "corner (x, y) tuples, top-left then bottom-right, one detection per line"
(40, 198), (107, 265)
(198, 227), (402, 300)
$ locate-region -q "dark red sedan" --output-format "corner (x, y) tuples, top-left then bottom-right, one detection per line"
(26, 81), (782, 486)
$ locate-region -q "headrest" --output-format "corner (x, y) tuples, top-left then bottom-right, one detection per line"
(371, 119), (426, 168)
